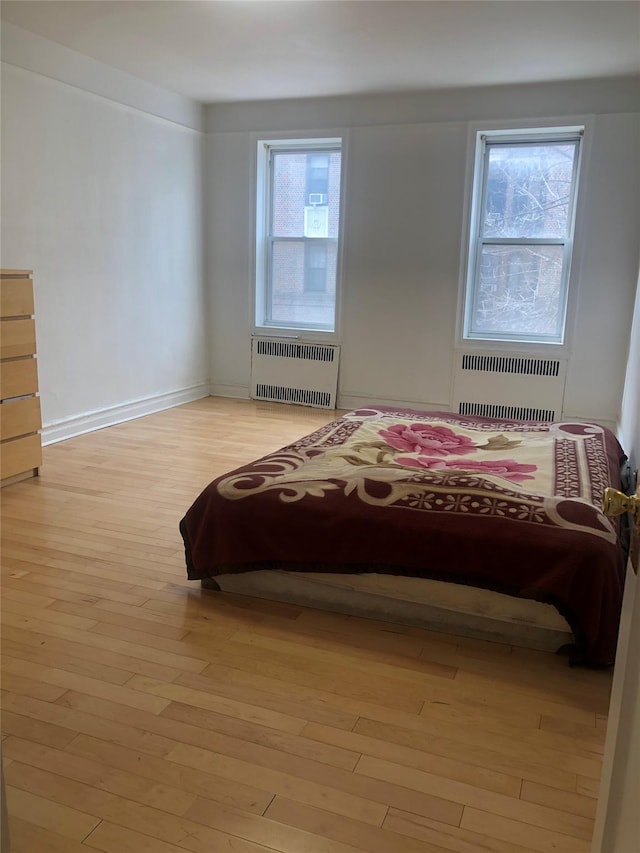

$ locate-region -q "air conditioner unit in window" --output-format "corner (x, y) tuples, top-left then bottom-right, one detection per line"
(308, 193), (325, 205)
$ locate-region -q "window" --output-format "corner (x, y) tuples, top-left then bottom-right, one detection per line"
(255, 138), (342, 333)
(463, 128), (583, 345)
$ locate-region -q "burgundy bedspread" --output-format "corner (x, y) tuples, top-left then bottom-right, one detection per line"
(180, 407), (626, 665)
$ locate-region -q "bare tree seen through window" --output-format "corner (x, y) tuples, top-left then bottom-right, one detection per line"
(471, 141), (579, 340)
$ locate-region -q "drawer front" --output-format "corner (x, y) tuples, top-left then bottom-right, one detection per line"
(1, 433), (42, 480)
(1, 358), (39, 400)
(1, 278), (34, 318)
(1, 319), (37, 359)
(0, 396), (41, 441)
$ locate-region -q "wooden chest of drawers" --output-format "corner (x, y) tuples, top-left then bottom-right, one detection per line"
(1, 269), (42, 485)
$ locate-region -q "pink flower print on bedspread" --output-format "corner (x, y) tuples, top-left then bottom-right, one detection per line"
(396, 456), (538, 483)
(379, 423), (477, 456)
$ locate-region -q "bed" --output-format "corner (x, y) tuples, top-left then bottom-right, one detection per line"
(180, 406), (626, 666)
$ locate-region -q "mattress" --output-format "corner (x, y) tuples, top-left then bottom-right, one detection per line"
(181, 406), (626, 665)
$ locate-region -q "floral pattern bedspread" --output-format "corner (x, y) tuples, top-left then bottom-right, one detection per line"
(180, 407), (626, 665)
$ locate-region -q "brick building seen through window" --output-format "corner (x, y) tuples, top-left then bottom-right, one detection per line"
(268, 148), (341, 330)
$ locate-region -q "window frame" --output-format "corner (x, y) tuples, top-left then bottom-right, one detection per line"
(460, 123), (588, 350)
(254, 135), (345, 339)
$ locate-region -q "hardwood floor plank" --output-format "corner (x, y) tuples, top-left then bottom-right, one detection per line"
(1, 532), (115, 559)
(197, 655), (594, 779)
(186, 635), (426, 714)
(230, 626), (457, 682)
(8, 816), (92, 853)
(126, 674), (310, 734)
(0, 399), (611, 853)
(5, 761), (278, 853)
(355, 756), (594, 840)
(520, 780), (597, 819)
(66, 733), (273, 816)
(168, 741), (465, 827)
(383, 808), (538, 853)
(184, 795), (385, 853)
(1, 657), (171, 714)
(140, 590), (314, 633)
(1, 569), (152, 607)
(423, 647), (611, 707)
(192, 626), (574, 731)
(1, 625), (187, 683)
(1, 596), (98, 630)
(6, 784), (100, 841)
(163, 700), (360, 770)
(0, 669), (69, 703)
(460, 807), (590, 853)
(296, 607), (460, 656)
(86, 597), (207, 631)
(177, 663), (360, 730)
(3, 736), (197, 816)
(1, 638), (135, 687)
(1, 547), (171, 590)
(2, 693), (176, 757)
(0, 709), (77, 750)
(2, 587), (56, 609)
(576, 776), (601, 799)
(49, 599), (190, 641)
(82, 820), (207, 853)
(355, 715), (601, 782)
(287, 611), (433, 660)
(452, 671), (606, 722)
(352, 717), (578, 793)
(1, 614), (208, 673)
(539, 714), (605, 748)
(301, 722), (522, 797)
(265, 796), (456, 853)
(88, 619), (218, 657)
(292, 608), (459, 647)
(168, 741), (387, 827)
(56, 690), (357, 779)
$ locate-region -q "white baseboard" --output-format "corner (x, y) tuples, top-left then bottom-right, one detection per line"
(41, 383), (211, 445)
(209, 383), (250, 400)
(337, 392), (451, 413)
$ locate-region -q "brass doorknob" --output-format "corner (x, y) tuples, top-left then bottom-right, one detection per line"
(602, 487), (640, 522)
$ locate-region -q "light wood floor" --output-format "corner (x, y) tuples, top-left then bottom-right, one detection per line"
(1, 397), (612, 853)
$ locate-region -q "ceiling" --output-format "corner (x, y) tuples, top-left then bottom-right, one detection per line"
(1, 1), (639, 104)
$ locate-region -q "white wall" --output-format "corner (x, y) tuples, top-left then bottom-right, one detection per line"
(566, 115), (640, 423)
(2, 23), (638, 438)
(619, 272), (640, 469)
(206, 82), (640, 424)
(593, 271), (640, 852)
(207, 131), (254, 398)
(1, 28), (209, 442)
(594, 565), (640, 852)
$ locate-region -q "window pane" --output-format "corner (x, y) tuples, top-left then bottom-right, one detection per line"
(305, 242), (328, 293)
(471, 245), (564, 339)
(483, 142), (578, 239)
(272, 151), (341, 238)
(270, 240), (337, 329)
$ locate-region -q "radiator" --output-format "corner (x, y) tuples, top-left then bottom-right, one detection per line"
(452, 351), (567, 422)
(250, 338), (340, 409)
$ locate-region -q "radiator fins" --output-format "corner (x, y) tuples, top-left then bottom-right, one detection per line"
(256, 340), (336, 362)
(250, 339), (340, 409)
(461, 354), (561, 377)
(453, 351), (567, 423)
(255, 384), (332, 408)
(458, 402), (555, 422)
